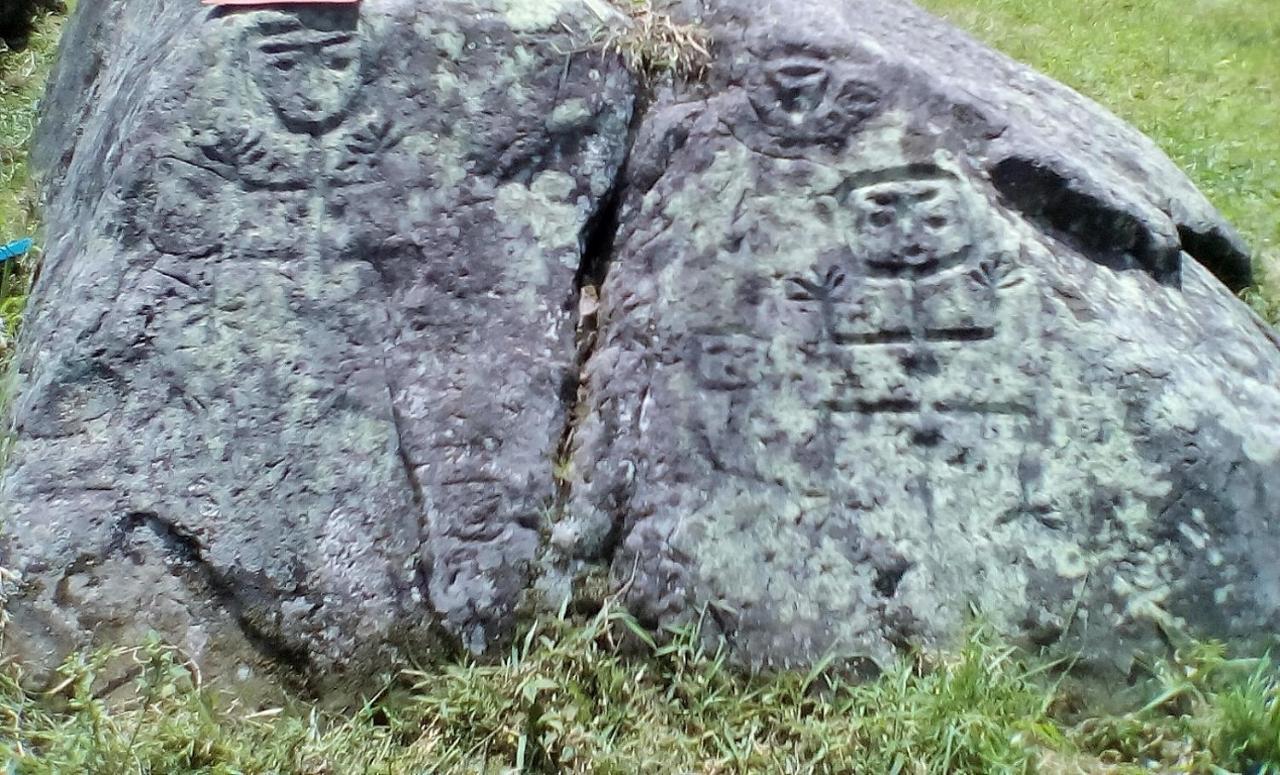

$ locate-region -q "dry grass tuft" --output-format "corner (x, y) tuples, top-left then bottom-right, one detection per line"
(603, 0), (711, 80)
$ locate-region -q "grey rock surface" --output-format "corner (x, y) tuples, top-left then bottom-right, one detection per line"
(3, 0), (1278, 694)
(4, 0), (632, 692)
(554, 0), (1280, 674)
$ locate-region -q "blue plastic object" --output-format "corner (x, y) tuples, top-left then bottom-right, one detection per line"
(0, 238), (34, 263)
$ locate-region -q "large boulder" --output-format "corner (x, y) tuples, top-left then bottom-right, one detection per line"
(3, 0), (1278, 695)
(551, 0), (1280, 675)
(3, 0), (633, 693)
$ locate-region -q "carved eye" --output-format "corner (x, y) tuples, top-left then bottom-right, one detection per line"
(786, 278), (818, 301)
(775, 61), (828, 84)
(257, 41), (295, 55)
(832, 80), (881, 114)
(327, 55), (354, 70)
(696, 335), (759, 390)
(769, 60), (830, 113)
(925, 215), (948, 229)
(870, 210), (894, 228)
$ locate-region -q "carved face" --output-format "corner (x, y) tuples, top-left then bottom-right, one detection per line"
(248, 11), (362, 134)
(850, 179), (975, 277)
(748, 54), (883, 146)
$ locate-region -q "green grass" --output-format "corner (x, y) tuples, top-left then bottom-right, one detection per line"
(0, 7), (64, 363)
(918, 0), (1280, 321)
(1, 608), (1278, 774)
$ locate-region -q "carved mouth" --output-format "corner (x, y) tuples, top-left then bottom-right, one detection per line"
(825, 397), (921, 414)
(832, 329), (913, 346)
(829, 327), (997, 346)
(256, 25), (356, 53)
(867, 257), (942, 278)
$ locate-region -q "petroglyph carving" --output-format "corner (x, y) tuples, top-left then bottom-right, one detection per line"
(748, 53), (883, 144)
(777, 166), (1006, 371)
(536, 0), (1280, 681)
(17, 0), (1276, 695)
(246, 8), (362, 135)
(695, 333), (765, 391)
(765, 58), (831, 118)
(669, 163), (1047, 579)
(149, 157), (241, 257)
(5, 0), (655, 692)
(847, 173), (979, 279)
(143, 9), (397, 259)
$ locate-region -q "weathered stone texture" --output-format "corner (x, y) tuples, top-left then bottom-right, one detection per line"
(553, 0), (1280, 674)
(4, 0), (632, 691)
(3, 0), (1278, 694)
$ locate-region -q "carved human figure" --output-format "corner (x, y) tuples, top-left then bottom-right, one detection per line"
(651, 161), (1058, 661)
(142, 7), (394, 261)
(808, 168), (1042, 521)
(771, 167), (999, 351)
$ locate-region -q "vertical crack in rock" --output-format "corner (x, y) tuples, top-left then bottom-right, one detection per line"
(388, 398), (425, 509)
(556, 186), (619, 481)
(549, 94), (650, 566)
(390, 383), (434, 620)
